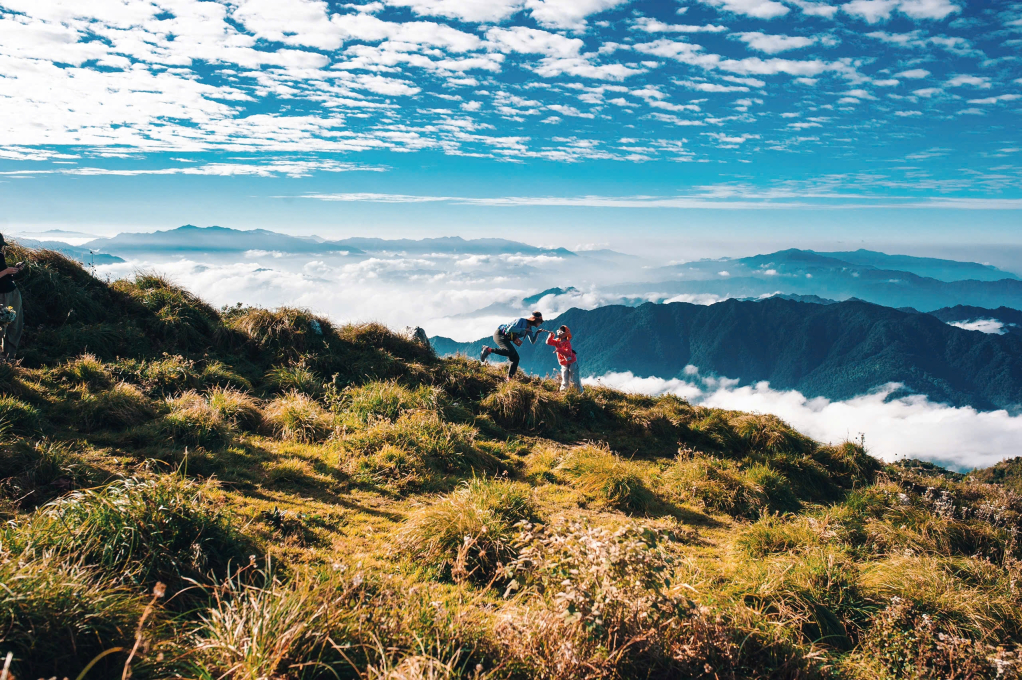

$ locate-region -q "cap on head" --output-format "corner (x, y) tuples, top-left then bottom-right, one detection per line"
(527, 310), (544, 323)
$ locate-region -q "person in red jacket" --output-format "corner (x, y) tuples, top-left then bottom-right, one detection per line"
(546, 324), (583, 392)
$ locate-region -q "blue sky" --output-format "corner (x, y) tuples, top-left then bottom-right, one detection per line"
(1, 0), (1020, 254)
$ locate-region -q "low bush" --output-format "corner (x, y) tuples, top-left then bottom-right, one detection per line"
(340, 380), (446, 425)
(345, 443), (433, 489)
(666, 456), (768, 519)
(399, 477), (536, 583)
(855, 598), (1019, 679)
(343, 412), (498, 475)
(206, 386), (262, 431)
(557, 444), (656, 513)
(9, 475), (246, 587)
(263, 391), (333, 443)
(0, 553), (151, 680)
(481, 381), (562, 431)
(0, 439), (96, 508)
(160, 390), (234, 448)
(52, 352), (111, 389)
(0, 394), (40, 436)
(190, 569), (345, 679)
(79, 381), (157, 431)
(729, 548), (870, 650)
(200, 360), (253, 391)
(265, 362), (323, 396)
(229, 307), (331, 359)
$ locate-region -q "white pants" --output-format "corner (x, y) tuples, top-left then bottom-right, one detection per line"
(560, 362), (583, 392)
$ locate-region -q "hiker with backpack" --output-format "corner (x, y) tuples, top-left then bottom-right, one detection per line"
(546, 324), (583, 393)
(480, 311), (544, 380)
(0, 234), (25, 360)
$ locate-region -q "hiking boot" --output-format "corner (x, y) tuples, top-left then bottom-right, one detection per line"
(480, 346), (492, 362)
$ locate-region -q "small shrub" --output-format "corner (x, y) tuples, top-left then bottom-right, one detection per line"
(339, 321), (435, 363)
(344, 412), (497, 475)
(341, 380), (446, 424)
(265, 362), (323, 396)
(346, 443), (432, 489)
(0, 553), (148, 680)
(123, 273), (221, 350)
(0, 395), (40, 436)
(666, 456), (767, 519)
(115, 355), (201, 395)
(54, 353), (111, 388)
(857, 599), (1015, 679)
(499, 521), (694, 677)
(80, 381), (156, 431)
(481, 381), (561, 431)
(399, 477), (536, 583)
(0, 439), (95, 507)
(229, 307), (330, 358)
(557, 444), (655, 513)
(263, 391), (333, 443)
(10, 475), (246, 587)
(201, 360), (252, 391)
(161, 390), (233, 448)
(737, 515), (820, 557)
(206, 386), (262, 430)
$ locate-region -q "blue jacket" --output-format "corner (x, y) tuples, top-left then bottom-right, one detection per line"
(499, 318), (541, 344)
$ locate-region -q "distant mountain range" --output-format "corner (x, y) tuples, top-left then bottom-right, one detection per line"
(82, 225), (578, 258)
(14, 238), (124, 265)
(432, 298), (1022, 412)
(929, 305), (1022, 337)
(629, 248), (1022, 311)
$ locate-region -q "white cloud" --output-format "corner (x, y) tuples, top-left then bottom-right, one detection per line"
(948, 319), (1008, 334)
(735, 32), (817, 54)
(844, 0), (960, 23)
(631, 17), (728, 33)
(533, 56), (646, 80)
(677, 80), (750, 92)
(946, 74), (992, 88)
(967, 94), (1022, 104)
(486, 26), (583, 58)
(787, 0), (840, 17)
(697, 0), (791, 19)
(524, 0), (632, 30)
(896, 68), (930, 78)
(588, 372), (1022, 469)
(385, 0), (525, 22)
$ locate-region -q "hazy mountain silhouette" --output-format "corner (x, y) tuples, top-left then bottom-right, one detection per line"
(634, 249), (1022, 311)
(432, 297), (1022, 412)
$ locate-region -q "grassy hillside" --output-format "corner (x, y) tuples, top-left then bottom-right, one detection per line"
(2, 244), (1021, 679)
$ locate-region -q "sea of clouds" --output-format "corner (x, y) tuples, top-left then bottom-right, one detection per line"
(587, 371), (1022, 470)
(94, 249), (666, 341)
(92, 250), (1022, 471)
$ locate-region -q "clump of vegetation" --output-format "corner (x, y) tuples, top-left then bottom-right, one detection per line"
(0, 553), (151, 680)
(399, 477), (536, 583)
(343, 412), (498, 476)
(263, 390), (333, 443)
(8, 475), (246, 587)
(557, 444), (656, 513)
(265, 361), (323, 395)
(481, 380), (562, 431)
(0, 395), (41, 437)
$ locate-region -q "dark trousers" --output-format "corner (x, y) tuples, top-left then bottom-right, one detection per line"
(489, 330), (520, 378)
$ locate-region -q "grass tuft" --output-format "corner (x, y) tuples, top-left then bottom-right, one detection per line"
(557, 444), (656, 513)
(263, 390), (333, 443)
(399, 477), (536, 583)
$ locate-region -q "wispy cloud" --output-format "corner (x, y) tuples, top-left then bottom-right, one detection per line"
(589, 371), (1021, 469)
